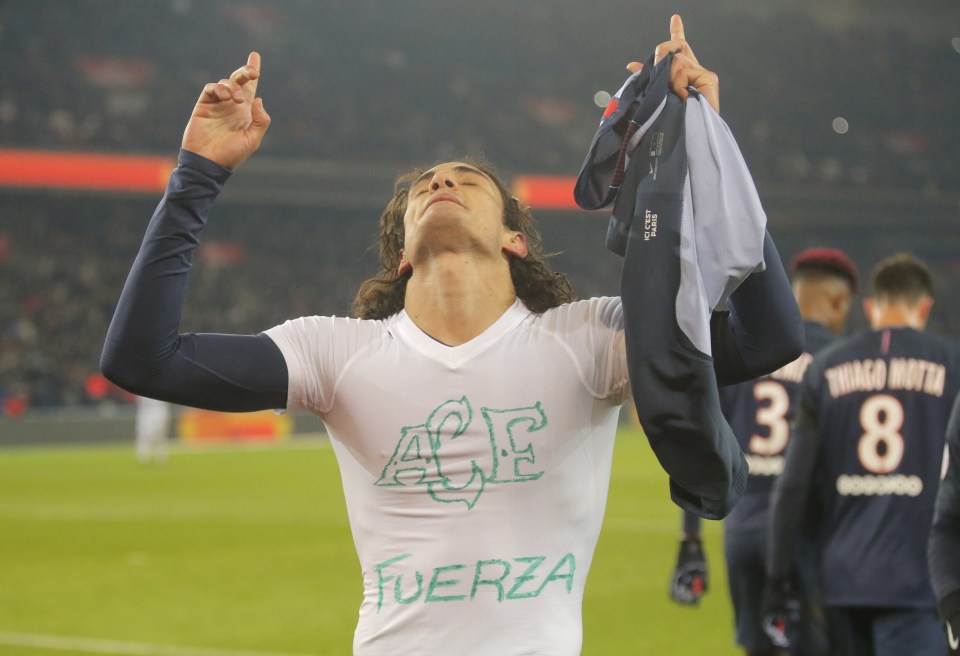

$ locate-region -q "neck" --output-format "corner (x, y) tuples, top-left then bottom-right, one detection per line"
(403, 254), (517, 346)
(866, 296), (930, 331)
(798, 302), (840, 335)
(870, 306), (925, 330)
(794, 280), (849, 335)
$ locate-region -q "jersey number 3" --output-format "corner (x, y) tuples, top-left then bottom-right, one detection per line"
(749, 380), (790, 456)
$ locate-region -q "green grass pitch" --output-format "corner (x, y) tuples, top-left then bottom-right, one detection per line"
(0, 428), (739, 655)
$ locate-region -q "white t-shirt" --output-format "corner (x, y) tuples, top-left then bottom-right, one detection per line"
(265, 297), (629, 655)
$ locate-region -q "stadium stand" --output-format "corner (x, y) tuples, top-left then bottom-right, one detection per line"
(0, 0), (957, 411)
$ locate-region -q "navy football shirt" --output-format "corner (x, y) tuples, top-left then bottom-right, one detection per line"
(798, 327), (960, 607)
(722, 320), (835, 532)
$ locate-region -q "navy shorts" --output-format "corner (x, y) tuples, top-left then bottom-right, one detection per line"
(826, 607), (947, 656)
(724, 527), (772, 652)
(825, 606), (945, 656)
(724, 527), (829, 655)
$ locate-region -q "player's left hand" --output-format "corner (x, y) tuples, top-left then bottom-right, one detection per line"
(668, 536), (709, 606)
(760, 576), (802, 649)
(625, 14), (719, 114)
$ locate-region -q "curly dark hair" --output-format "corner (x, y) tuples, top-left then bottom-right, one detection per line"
(352, 157), (578, 320)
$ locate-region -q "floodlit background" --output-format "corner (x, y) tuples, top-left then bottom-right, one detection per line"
(0, 1), (957, 654)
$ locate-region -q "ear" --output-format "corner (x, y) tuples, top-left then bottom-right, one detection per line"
(917, 296), (934, 325)
(503, 231), (528, 259)
(862, 297), (875, 324)
(398, 250), (412, 276)
(829, 289), (844, 312)
(832, 289), (852, 315)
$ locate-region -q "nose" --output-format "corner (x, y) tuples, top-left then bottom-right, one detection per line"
(429, 171), (457, 191)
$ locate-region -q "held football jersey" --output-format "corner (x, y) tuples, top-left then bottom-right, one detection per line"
(802, 327), (960, 607)
(721, 320), (834, 532)
(266, 297), (629, 656)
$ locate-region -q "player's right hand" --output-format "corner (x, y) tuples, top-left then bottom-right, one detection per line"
(668, 536), (709, 606)
(760, 576), (802, 649)
(627, 15), (719, 115)
(181, 52), (271, 170)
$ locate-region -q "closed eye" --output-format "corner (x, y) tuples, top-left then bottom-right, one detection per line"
(407, 165), (491, 195)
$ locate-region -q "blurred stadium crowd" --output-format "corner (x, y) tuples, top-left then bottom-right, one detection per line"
(3, 1), (957, 188)
(0, 1), (957, 411)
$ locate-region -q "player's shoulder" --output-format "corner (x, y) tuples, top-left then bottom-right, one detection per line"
(266, 313), (391, 342)
(910, 329), (960, 356)
(535, 296), (623, 332)
(803, 320), (836, 355)
(883, 328), (960, 368)
(800, 329), (866, 385)
(811, 329), (869, 365)
(810, 328), (960, 372)
(540, 296), (621, 314)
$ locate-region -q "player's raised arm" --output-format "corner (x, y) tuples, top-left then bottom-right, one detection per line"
(101, 55), (287, 412)
(182, 52), (271, 170)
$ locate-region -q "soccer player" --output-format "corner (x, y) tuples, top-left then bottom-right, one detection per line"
(766, 253), (960, 656)
(135, 395), (171, 465)
(669, 248), (859, 656)
(101, 16), (802, 655)
(929, 392), (960, 654)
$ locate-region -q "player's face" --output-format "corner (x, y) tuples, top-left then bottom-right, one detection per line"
(400, 163), (525, 273)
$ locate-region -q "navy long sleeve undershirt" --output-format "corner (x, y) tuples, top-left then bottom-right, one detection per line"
(766, 407), (821, 580)
(102, 150), (799, 417)
(710, 231), (803, 386)
(100, 150), (288, 412)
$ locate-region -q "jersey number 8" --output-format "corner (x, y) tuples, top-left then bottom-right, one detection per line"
(858, 394), (905, 474)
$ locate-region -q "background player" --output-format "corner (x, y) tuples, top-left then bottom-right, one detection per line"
(669, 247), (859, 656)
(929, 392), (960, 654)
(135, 395), (171, 465)
(766, 253), (960, 656)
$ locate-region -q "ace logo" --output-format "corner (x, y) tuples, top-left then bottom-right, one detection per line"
(374, 396), (548, 509)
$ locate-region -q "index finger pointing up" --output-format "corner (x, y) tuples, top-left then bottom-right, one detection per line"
(670, 14), (685, 42)
(245, 51), (262, 93)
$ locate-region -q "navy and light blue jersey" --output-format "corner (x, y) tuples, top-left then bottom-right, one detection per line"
(722, 321), (835, 532)
(574, 51), (802, 519)
(802, 327), (960, 608)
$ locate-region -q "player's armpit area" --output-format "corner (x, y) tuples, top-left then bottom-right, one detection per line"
(101, 332), (288, 412)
